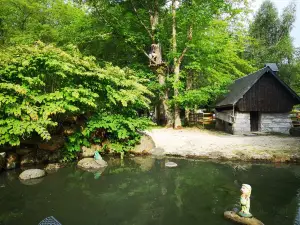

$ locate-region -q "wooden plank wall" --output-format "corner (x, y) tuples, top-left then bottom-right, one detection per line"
(237, 72), (297, 112)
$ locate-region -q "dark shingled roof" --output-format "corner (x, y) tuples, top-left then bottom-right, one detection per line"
(216, 66), (300, 108)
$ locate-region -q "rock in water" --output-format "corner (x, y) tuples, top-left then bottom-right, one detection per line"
(224, 211), (264, 225)
(19, 169), (46, 180)
(165, 162), (178, 168)
(77, 158), (107, 172)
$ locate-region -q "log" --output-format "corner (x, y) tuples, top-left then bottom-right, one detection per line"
(224, 211), (264, 225)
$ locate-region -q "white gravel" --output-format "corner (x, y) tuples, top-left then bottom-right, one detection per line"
(146, 128), (300, 161)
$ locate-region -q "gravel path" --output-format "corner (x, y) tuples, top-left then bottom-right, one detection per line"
(146, 128), (300, 162)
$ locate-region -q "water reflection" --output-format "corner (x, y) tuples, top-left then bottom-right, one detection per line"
(0, 158), (300, 225)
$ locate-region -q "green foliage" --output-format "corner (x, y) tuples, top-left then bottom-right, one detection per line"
(61, 114), (154, 161)
(174, 18), (255, 109)
(246, 0), (299, 94)
(0, 0), (94, 46)
(0, 43), (152, 159)
(1, 0), (299, 148)
(248, 0), (296, 67)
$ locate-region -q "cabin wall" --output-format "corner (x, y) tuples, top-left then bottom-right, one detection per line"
(216, 111), (251, 134)
(237, 72), (297, 112)
(215, 110), (234, 134)
(216, 118), (233, 134)
(232, 112), (251, 135)
(215, 110), (234, 124)
(260, 113), (292, 134)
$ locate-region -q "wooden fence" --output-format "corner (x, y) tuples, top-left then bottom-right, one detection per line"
(189, 111), (299, 127)
(291, 111), (300, 127)
(188, 112), (215, 126)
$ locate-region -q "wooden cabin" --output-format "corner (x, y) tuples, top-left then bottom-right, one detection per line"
(215, 64), (300, 135)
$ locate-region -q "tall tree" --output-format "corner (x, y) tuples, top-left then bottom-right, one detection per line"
(169, 0), (241, 128)
(84, 0), (253, 127)
(248, 0), (296, 67)
(0, 0), (93, 46)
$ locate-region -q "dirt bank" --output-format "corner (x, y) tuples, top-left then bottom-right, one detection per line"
(146, 128), (300, 163)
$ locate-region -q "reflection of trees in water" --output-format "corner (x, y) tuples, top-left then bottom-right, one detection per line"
(292, 166), (300, 225)
(0, 170), (24, 224)
(294, 189), (300, 225)
(1, 159), (300, 225)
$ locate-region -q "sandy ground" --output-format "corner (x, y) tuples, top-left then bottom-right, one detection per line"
(146, 128), (300, 162)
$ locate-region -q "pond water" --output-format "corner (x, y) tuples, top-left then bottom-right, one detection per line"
(1, 157), (300, 225)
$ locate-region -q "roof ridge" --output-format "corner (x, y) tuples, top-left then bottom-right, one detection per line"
(216, 66), (300, 108)
(234, 67), (267, 82)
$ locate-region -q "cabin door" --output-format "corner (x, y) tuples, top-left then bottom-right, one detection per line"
(250, 111), (259, 132)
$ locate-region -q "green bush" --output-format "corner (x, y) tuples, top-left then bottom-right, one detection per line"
(0, 42), (153, 160)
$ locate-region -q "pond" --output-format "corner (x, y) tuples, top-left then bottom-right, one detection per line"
(1, 157), (300, 225)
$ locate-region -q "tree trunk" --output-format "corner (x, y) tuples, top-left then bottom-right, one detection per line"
(184, 71), (193, 125)
(172, 0), (182, 129)
(158, 67), (173, 126)
(174, 63), (182, 128)
(148, 0), (172, 126)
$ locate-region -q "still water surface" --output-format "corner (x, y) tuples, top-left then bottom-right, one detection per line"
(1, 157), (300, 225)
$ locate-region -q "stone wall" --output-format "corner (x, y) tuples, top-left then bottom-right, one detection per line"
(232, 112), (251, 135)
(260, 113), (292, 134)
(215, 118), (233, 134)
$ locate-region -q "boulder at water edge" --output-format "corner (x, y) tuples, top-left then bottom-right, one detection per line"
(131, 135), (155, 154)
(19, 169), (46, 180)
(77, 158), (107, 172)
(224, 211), (264, 225)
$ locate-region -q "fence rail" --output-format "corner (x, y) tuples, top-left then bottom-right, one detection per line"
(190, 111), (299, 127)
(188, 112), (215, 126)
(291, 111), (300, 127)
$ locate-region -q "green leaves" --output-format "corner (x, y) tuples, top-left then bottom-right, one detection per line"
(248, 0), (296, 67)
(0, 43), (152, 148)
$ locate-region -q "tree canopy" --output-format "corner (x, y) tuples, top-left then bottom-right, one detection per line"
(0, 0), (299, 158)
